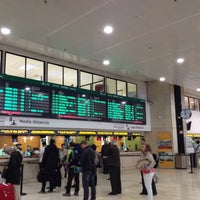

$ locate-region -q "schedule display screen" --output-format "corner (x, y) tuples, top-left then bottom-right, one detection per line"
(0, 75), (146, 124)
(51, 87), (107, 121)
(107, 95), (146, 124)
(0, 79), (50, 117)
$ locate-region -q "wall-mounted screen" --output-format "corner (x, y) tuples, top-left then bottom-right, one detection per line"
(0, 75), (146, 125)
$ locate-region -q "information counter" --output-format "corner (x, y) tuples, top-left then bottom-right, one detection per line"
(120, 151), (140, 169)
(0, 157), (39, 183)
(0, 152), (141, 184)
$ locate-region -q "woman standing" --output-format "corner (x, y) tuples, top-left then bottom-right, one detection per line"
(5, 146), (23, 200)
(139, 144), (155, 200)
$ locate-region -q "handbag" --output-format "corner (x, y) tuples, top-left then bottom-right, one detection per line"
(136, 159), (150, 170)
(2, 167), (7, 179)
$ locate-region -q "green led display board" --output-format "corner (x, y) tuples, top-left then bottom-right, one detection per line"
(0, 75), (146, 124)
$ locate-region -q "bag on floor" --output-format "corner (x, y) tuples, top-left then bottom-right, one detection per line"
(0, 183), (15, 200)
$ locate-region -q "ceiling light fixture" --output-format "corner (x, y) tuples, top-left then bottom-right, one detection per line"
(159, 77), (166, 82)
(196, 88), (200, 92)
(103, 25), (113, 34)
(176, 57), (185, 64)
(103, 60), (110, 65)
(1, 27), (11, 35)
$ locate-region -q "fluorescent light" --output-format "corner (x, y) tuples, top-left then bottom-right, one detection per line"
(1, 27), (11, 35)
(159, 77), (165, 82)
(103, 60), (110, 65)
(176, 57), (185, 64)
(103, 25), (113, 34)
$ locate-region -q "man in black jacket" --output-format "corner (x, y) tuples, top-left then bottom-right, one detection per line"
(80, 141), (96, 200)
(107, 141), (122, 195)
(40, 139), (59, 193)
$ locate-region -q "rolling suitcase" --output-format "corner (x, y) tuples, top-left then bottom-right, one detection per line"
(0, 183), (15, 200)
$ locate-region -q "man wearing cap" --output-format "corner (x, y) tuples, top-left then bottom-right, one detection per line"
(80, 141), (96, 200)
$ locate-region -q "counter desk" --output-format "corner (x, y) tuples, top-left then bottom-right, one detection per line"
(120, 151), (140, 169)
(0, 157), (39, 183)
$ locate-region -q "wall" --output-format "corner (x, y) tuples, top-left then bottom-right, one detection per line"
(146, 81), (178, 154)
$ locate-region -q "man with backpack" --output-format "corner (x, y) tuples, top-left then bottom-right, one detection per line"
(62, 142), (82, 196)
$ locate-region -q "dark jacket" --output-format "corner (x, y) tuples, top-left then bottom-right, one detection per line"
(107, 144), (120, 167)
(80, 146), (95, 173)
(42, 143), (59, 173)
(6, 150), (23, 185)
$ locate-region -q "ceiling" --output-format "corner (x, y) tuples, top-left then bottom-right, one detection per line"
(1, 0), (200, 91)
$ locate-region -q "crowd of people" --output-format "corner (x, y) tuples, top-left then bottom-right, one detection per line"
(1, 137), (161, 200)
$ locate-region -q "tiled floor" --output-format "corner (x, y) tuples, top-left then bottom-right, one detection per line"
(21, 167), (200, 200)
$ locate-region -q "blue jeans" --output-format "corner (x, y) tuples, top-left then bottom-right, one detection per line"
(82, 171), (96, 200)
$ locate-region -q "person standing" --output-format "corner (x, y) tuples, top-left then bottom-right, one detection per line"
(39, 139), (59, 193)
(139, 144), (156, 200)
(63, 142), (81, 196)
(59, 143), (68, 178)
(106, 141), (121, 195)
(5, 146), (23, 200)
(101, 141), (109, 174)
(80, 141), (96, 200)
(140, 143), (157, 196)
(39, 141), (46, 170)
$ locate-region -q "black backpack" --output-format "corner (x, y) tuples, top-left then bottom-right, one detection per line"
(153, 153), (159, 168)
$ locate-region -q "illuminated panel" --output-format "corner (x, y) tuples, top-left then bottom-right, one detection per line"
(79, 131), (96, 135)
(107, 94), (146, 124)
(0, 129), (29, 134)
(30, 130), (56, 135)
(51, 86), (107, 121)
(57, 130), (77, 135)
(0, 79), (50, 117)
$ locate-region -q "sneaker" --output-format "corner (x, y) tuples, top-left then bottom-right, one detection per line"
(74, 192), (79, 196)
(62, 193), (71, 196)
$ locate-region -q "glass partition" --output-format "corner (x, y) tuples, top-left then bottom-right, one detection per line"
(26, 58), (44, 81)
(64, 67), (77, 87)
(47, 63), (63, 84)
(5, 53), (26, 78)
(106, 78), (116, 94)
(117, 80), (126, 96)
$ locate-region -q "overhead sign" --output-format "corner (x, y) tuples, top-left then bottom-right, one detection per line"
(0, 129), (29, 134)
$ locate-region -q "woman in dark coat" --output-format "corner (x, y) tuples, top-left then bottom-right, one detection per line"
(5, 146), (23, 200)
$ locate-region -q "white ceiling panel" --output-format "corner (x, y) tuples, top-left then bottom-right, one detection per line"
(1, 0), (200, 91)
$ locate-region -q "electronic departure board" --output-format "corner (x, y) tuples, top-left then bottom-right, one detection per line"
(107, 95), (146, 124)
(0, 75), (146, 124)
(0, 79), (50, 117)
(51, 87), (107, 121)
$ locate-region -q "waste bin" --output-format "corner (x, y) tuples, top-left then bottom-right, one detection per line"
(175, 153), (187, 169)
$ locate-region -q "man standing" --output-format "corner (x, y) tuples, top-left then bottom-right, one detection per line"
(40, 139), (59, 193)
(107, 141), (122, 195)
(63, 142), (81, 196)
(80, 141), (96, 200)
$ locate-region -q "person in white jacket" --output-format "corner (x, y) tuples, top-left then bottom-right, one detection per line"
(139, 144), (156, 200)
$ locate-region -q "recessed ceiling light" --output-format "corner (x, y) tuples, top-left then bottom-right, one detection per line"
(1, 27), (11, 35)
(159, 77), (166, 82)
(103, 60), (110, 65)
(103, 25), (113, 34)
(196, 88), (200, 92)
(176, 57), (185, 64)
